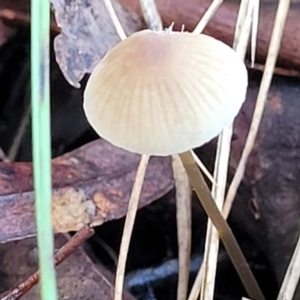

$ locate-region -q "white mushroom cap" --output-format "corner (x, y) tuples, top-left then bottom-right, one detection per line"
(84, 30), (248, 156)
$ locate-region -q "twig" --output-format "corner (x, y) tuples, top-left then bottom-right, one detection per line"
(224, 0), (291, 219)
(277, 234), (300, 300)
(0, 225), (94, 300)
(102, 0), (127, 40)
(114, 154), (150, 300)
(172, 154), (191, 300)
(138, 0), (162, 31)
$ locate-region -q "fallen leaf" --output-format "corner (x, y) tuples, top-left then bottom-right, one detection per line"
(0, 139), (174, 243)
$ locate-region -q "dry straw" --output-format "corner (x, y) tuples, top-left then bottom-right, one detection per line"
(193, 0), (258, 299)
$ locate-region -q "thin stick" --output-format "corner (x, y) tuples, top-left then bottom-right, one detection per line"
(193, 0), (223, 35)
(114, 154), (150, 300)
(138, 0), (162, 31)
(172, 154), (192, 300)
(224, 0), (291, 219)
(179, 151), (264, 300)
(102, 0), (127, 40)
(0, 225), (94, 300)
(277, 234), (300, 300)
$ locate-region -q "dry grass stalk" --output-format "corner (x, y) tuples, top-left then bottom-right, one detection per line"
(188, 262), (204, 300)
(0, 147), (9, 162)
(251, 0), (260, 67)
(172, 154), (192, 300)
(277, 234), (300, 300)
(180, 151), (264, 300)
(102, 0), (126, 40)
(114, 154), (150, 300)
(138, 0), (162, 31)
(223, 0), (291, 219)
(8, 101), (31, 160)
(193, 0), (223, 35)
(190, 1), (256, 299)
(200, 126), (233, 300)
(100, 1), (291, 299)
(191, 151), (216, 185)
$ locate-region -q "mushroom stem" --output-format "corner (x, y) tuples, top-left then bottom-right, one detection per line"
(178, 151), (265, 300)
(114, 154), (150, 300)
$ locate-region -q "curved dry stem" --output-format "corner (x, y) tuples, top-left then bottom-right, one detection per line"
(139, 0), (162, 31)
(172, 154), (192, 300)
(102, 0), (127, 40)
(114, 154), (150, 300)
(179, 151), (265, 300)
(224, 0), (291, 219)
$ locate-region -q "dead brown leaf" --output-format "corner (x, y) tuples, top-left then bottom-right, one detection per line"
(0, 139), (174, 243)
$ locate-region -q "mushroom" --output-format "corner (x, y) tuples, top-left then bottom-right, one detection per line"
(84, 30), (247, 156)
(84, 30), (264, 300)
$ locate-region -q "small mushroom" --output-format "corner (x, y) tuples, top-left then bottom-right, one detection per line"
(84, 29), (248, 156)
(83, 30), (264, 300)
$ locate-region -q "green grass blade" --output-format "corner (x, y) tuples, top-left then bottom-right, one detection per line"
(31, 0), (57, 299)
